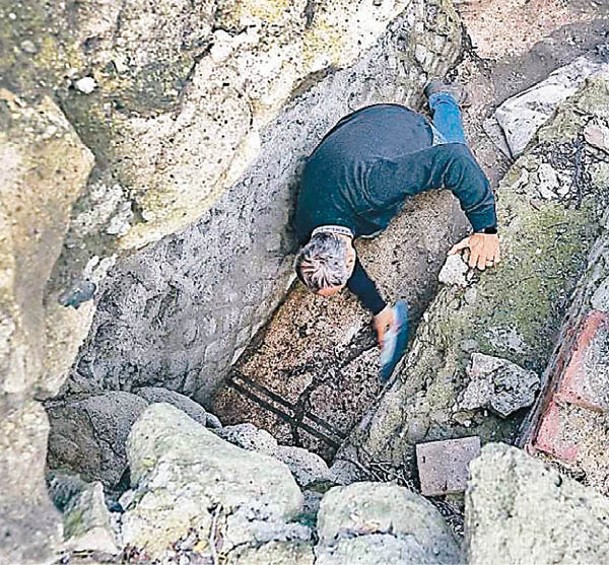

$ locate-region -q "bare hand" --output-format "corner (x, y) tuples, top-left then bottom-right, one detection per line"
(449, 233), (500, 270)
(373, 306), (395, 348)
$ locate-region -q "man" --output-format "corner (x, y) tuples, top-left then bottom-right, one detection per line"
(293, 81), (500, 380)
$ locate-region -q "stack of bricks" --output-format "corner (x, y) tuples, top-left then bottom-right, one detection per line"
(526, 309), (609, 481)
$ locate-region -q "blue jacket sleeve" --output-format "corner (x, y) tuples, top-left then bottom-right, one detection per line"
(370, 143), (497, 232)
(347, 258), (387, 315)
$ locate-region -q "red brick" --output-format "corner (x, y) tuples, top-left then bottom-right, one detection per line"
(416, 436), (481, 496)
(555, 310), (609, 413)
(532, 400), (579, 463)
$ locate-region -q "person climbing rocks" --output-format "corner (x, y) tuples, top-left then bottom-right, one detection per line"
(293, 80), (500, 381)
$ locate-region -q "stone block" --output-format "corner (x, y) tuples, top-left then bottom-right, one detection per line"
(532, 401), (579, 463)
(416, 436), (481, 496)
(555, 310), (609, 413)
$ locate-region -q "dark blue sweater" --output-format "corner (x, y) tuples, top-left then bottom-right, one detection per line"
(294, 104), (497, 314)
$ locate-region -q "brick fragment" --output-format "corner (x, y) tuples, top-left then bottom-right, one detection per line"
(416, 436), (481, 496)
(555, 310), (609, 413)
(532, 400), (579, 463)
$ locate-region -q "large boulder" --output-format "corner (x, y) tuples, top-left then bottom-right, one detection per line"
(121, 403), (306, 560)
(315, 482), (460, 564)
(0, 88), (95, 564)
(466, 443), (609, 564)
(46, 391), (149, 488)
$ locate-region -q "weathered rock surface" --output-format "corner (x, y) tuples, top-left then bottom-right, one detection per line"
(439, 254), (470, 287)
(458, 353), (540, 417)
(46, 391), (149, 488)
(494, 52), (609, 157)
(226, 541), (315, 565)
(0, 88), (95, 564)
(135, 386), (220, 428)
(316, 482), (460, 564)
(333, 71), (609, 481)
(466, 443), (609, 565)
(122, 403), (305, 560)
(63, 481), (119, 555)
(275, 445), (332, 488)
(216, 422), (279, 455)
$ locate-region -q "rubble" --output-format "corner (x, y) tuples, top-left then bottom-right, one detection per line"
(458, 353), (540, 417)
(438, 254), (469, 287)
(316, 482), (460, 564)
(416, 436), (481, 496)
(466, 443), (609, 565)
(494, 53), (609, 156)
(63, 481), (119, 555)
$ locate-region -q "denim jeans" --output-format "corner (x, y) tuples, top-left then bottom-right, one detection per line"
(428, 92), (467, 146)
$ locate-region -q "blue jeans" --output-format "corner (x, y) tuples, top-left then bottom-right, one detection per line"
(428, 92), (467, 145)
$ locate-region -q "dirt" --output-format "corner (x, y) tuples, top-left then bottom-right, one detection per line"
(211, 0), (609, 462)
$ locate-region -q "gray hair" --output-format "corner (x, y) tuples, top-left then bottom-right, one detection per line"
(294, 232), (350, 292)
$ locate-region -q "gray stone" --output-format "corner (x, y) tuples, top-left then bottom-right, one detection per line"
(416, 436), (481, 496)
(122, 404), (303, 560)
(46, 391), (149, 488)
(438, 254), (469, 287)
(47, 470), (89, 512)
(591, 277), (609, 312)
(63, 482), (120, 555)
(466, 443), (609, 565)
(459, 353), (541, 417)
(135, 386), (213, 427)
(275, 445), (332, 488)
(316, 482), (460, 564)
(74, 76), (97, 94)
(495, 53), (609, 157)
(216, 422), (279, 455)
(227, 541), (315, 565)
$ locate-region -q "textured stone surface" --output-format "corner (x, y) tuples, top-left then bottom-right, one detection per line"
(416, 436), (481, 496)
(135, 386), (218, 427)
(275, 445), (332, 488)
(122, 403), (304, 560)
(494, 53), (609, 157)
(226, 541), (315, 565)
(316, 482), (460, 564)
(555, 310), (609, 412)
(0, 89), (95, 564)
(216, 422), (279, 455)
(466, 443), (609, 565)
(333, 72), (609, 481)
(459, 353), (540, 417)
(63, 481), (119, 555)
(439, 254), (470, 287)
(63, 0), (462, 405)
(46, 391), (149, 488)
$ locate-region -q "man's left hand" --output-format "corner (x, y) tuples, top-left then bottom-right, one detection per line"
(449, 233), (500, 270)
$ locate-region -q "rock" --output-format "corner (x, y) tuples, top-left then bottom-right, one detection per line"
(584, 119), (609, 153)
(216, 422), (279, 455)
(46, 391), (149, 488)
(466, 443), (609, 565)
(19, 39), (37, 53)
(495, 53), (609, 156)
(591, 277), (609, 312)
(459, 353), (540, 417)
(135, 386), (215, 428)
(438, 254), (469, 287)
(47, 470), (89, 512)
(122, 404), (303, 559)
(275, 445), (332, 488)
(63, 482), (119, 555)
(316, 482), (460, 564)
(226, 541), (315, 565)
(74, 76), (97, 94)
(416, 436), (481, 496)
(0, 89), (94, 564)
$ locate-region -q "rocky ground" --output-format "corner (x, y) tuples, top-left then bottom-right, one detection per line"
(3, 0), (609, 563)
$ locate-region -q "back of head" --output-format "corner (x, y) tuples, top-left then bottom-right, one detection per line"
(294, 232), (349, 292)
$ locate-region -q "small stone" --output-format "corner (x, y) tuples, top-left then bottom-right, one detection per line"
(416, 436), (481, 496)
(20, 40), (37, 54)
(74, 76), (97, 94)
(584, 120), (609, 153)
(439, 254), (469, 287)
(536, 163), (560, 199)
(459, 352), (540, 417)
(591, 278), (609, 312)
